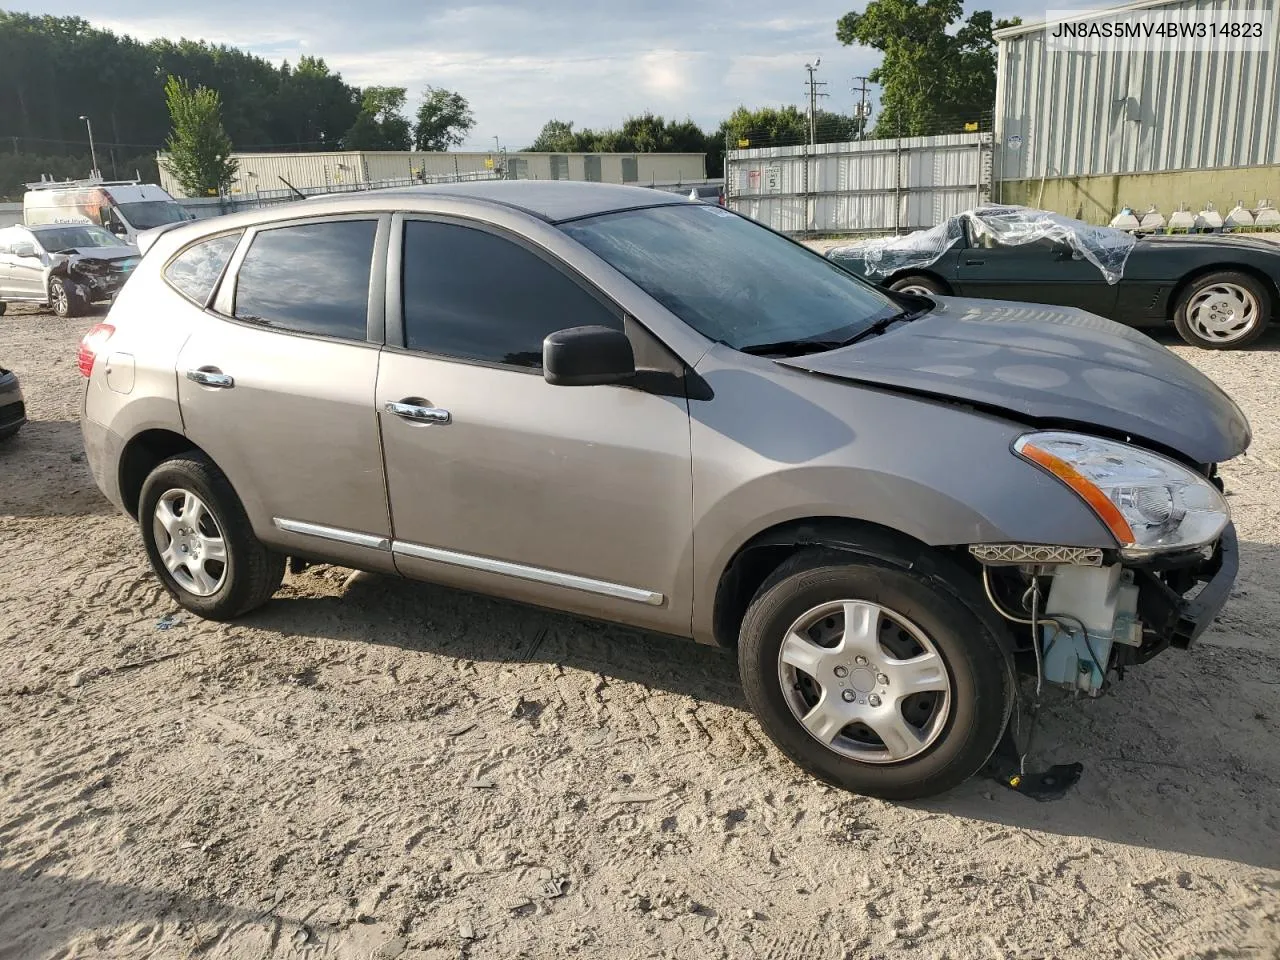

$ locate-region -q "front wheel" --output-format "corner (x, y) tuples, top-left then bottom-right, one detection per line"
(1173, 271), (1270, 348)
(49, 277), (85, 318)
(739, 549), (1012, 800)
(139, 454), (285, 620)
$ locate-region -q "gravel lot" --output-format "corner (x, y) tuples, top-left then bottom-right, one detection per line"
(2, 303), (1278, 960)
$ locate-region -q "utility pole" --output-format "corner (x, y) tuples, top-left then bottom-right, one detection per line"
(852, 76), (871, 140)
(804, 58), (826, 146)
(79, 115), (99, 179)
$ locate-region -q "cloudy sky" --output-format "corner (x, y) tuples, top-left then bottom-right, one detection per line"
(22, 0), (1042, 149)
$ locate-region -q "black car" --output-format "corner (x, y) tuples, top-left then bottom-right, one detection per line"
(0, 365), (25, 441)
(0, 223), (141, 318)
(826, 206), (1280, 349)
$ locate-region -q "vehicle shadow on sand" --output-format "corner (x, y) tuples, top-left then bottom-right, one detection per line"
(252, 564), (1280, 872)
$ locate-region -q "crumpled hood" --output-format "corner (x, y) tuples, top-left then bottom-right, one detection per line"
(779, 297), (1251, 464)
(54, 246), (140, 262)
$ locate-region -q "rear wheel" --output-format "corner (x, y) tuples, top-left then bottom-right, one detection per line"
(139, 454), (284, 620)
(739, 548), (1012, 800)
(49, 277), (85, 318)
(1173, 270), (1270, 348)
(888, 274), (946, 296)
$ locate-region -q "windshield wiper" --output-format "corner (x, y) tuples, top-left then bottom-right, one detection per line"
(738, 338), (848, 357)
(840, 307), (927, 346)
(740, 308), (927, 357)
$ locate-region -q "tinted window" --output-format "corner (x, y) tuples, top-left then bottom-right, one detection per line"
(165, 233), (241, 304)
(234, 220), (377, 340)
(562, 204), (899, 351)
(401, 221), (620, 367)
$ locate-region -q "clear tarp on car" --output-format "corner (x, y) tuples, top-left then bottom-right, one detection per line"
(827, 205), (1137, 284)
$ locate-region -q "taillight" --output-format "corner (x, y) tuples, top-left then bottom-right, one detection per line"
(77, 324), (115, 378)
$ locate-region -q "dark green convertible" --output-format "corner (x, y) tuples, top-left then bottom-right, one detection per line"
(826, 205), (1280, 349)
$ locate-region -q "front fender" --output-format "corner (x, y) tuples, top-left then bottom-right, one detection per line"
(688, 347), (1114, 639)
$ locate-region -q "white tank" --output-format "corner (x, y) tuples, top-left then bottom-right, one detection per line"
(1109, 207), (1140, 231)
(1195, 202), (1224, 231)
(1167, 204), (1197, 232)
(1138, 205), (1165, 232)
(1253, 200), (1280, 229)
(1225, 201), (1255, 229)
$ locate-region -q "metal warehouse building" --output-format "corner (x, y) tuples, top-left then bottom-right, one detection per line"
(994, 0), (1280, 221)
(159, 150), (708, 199)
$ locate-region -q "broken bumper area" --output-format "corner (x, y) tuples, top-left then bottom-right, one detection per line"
(1133, 522), (1238, 656)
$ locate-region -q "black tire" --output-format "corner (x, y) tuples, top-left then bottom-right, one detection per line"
(0, 301), (7, 316)
(739, 548), (1012, 800)
(138, 453), (285, 621)
(888, 274), (946, 296)
(1172, 270), (1271, 349)
(49, 277), (86, 318)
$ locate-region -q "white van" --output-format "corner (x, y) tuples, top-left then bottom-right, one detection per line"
(23, 179), (194, 244)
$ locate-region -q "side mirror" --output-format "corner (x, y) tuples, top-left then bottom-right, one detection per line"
(12, 242), (37, 259)
(543, 325), (635, 386)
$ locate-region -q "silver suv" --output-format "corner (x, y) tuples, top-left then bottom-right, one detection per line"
(81, 182), (1245, 799)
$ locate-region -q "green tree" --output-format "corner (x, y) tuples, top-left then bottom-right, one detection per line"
(529, 119), (587, 152)
(160, 76), (238, 197)
(343, 86), (411, 150)
(837, 0), (1016, 137)
(716, 105), (857, 148)
(413, 87), (475, 151)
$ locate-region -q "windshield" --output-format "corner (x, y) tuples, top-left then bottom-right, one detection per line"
(33, 225), (128, 252)
(561, 204), (902, 350)
(115, 200), (191, 230)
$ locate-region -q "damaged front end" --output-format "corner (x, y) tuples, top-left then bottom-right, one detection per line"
(51, 249), (140, 305)
(972, 431), (1237, 697)
(972, 529), (1236, 697)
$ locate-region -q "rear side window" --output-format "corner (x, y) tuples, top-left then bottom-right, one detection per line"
(164, 233), (241, 305)
(233, 220), (377, 341)
(401, 220), (620, 367)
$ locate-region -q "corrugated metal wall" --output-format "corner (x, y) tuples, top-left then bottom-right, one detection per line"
(160, 151), (707, 198)
(727, 134), (991, 234)
(995, 0), (1280, 181)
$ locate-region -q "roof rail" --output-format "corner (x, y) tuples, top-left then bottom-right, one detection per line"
(24, 176), (142, 191)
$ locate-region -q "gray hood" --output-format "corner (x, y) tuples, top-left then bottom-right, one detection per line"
(780, 297), (1250, 464)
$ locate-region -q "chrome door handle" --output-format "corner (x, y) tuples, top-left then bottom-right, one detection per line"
(186, 368), (234, 389)
(385, 401), (451, 425)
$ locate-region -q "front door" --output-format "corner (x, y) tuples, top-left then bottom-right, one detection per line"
(9, 231), (48, 299)
(176, 215), (395, 571)
(953, 234), (1119, 317)
(376, 216), (694, 634)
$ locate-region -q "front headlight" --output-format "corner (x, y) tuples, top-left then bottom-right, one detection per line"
(1014, 431), (1228, 559)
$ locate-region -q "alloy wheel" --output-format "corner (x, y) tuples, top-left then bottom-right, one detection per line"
(777, 599), (952, 764)
(51, 283), (68, 317)
(1187, 282), (1260, 343)
(152, 488), (228, 596)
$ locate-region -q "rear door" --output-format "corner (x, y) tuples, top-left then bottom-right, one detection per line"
(174, 215), (396, 572)
(375, 215), (694, 634)
(953, 229), (1119, 317)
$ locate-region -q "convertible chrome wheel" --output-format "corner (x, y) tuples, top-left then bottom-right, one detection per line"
(777, 599), (952, 764)
(152, 488), (228, 596)
(895, 283), (935, 296)
(1186, 281), (1260, 344)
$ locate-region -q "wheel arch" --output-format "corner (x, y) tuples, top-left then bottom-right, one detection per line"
(709, 516), (1007, 653)
(1167, 262), (1280, 322)
(118, 428), (207, 519)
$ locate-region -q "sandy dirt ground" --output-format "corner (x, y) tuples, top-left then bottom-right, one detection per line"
(1, 303), (1278, 960)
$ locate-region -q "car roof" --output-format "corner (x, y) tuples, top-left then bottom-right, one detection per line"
(377, 180), (689, 223)
(25, 222), (104, 232)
